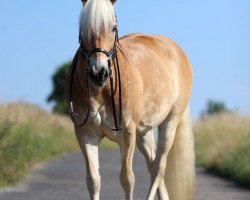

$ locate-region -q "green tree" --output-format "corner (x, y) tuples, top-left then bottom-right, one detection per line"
(47, 62), (70, 114)
(201, 99), (230, 117)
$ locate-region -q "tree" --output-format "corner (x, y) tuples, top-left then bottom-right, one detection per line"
(201, 99), (230, 117)
(47, 62), (70, 114)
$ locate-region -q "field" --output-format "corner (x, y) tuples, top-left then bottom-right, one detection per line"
(0, 103), (116, 188)
(194, 113), (250, 187)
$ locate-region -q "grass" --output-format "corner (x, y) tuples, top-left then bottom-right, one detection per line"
(0, 103), (79, 187)
(101, 138), (119, 149)
(194, 113), (250, 187)
(0, 102), (117, 188)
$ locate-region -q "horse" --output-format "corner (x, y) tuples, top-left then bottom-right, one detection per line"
(66, 0), (195, 200)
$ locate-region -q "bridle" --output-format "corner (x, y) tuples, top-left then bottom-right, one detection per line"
(79, 28), (118, 62)
(68, 24), (123, 131)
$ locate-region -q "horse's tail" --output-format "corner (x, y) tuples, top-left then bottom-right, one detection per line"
(165, 106), (195, 200)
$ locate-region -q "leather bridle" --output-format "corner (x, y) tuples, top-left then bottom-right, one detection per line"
(68, 25), (123, 131)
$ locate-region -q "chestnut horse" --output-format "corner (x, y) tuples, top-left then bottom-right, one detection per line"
(66, 0), (195, 200)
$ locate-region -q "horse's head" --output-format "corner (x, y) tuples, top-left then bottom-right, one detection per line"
(79, 0), (117, 87)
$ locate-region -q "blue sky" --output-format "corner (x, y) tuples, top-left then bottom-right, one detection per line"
(0, 0), (249, 119)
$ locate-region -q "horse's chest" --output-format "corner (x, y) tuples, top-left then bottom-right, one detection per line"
(99, 109), (115, 128)
(97, 109), (122, 142)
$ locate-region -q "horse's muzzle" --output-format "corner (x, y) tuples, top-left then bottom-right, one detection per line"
(89, 66), (109, 87)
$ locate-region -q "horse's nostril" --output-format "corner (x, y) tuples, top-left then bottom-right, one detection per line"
(99, 68), (109, 80)
(103, 70), (109, 79)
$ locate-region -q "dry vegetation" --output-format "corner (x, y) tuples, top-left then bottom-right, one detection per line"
(194, 113), (250, 187)
(0, 103), (79, 187)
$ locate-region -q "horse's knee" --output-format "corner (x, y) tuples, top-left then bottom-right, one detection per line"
(119, 170), (135, 190)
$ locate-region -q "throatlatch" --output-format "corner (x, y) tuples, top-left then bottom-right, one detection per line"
(68, 25), (123, 131)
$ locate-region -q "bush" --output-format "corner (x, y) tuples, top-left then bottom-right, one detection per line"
(201, 99), (231, 117)
(47, 62), (70, 114)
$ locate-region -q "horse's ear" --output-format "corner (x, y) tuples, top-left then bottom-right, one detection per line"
(110, 0), (116, 5)
(81, 0), (87, 3)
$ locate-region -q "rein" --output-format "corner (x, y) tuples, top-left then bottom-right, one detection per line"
(68, 26), (123, 131)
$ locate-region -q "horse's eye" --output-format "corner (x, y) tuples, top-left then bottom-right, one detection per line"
(112, 26), (118, 32)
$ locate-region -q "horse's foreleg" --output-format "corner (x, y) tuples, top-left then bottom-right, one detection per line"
(146, 121), (178, 200)
(136, 130), (169, 200)
(119, 128), (136, 200)
(75, 128), (102, 200)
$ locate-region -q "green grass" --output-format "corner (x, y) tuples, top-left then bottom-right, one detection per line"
(194, 113), (250, 187)
(100, 138), (119, 149)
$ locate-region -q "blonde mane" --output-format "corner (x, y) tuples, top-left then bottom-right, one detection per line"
(79, 0), (116, 41)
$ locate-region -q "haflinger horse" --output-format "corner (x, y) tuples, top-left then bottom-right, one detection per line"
(66, 0), (195, 200)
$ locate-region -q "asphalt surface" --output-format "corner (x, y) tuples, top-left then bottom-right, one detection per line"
(0, 150), (249, 200)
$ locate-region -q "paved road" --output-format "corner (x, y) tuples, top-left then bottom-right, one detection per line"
(0, 150), (249, 200)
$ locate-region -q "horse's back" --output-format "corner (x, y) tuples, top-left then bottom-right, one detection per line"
(120, 33), (192, 87)
(119, 34), (193, 129)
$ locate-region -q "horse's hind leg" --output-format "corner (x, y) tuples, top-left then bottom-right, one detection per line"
(136, 130), (168, 200)
(146, 119), (178, 200)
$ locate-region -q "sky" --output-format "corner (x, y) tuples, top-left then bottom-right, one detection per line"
(0, 0), (249, 119)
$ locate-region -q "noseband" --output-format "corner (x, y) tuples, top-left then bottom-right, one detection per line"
(68, 25), (123, 131)
(80, 45), (116, 61)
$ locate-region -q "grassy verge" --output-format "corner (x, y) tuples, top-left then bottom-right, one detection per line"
(194, 113), (250, 187)
(0, 103), (78, 187)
